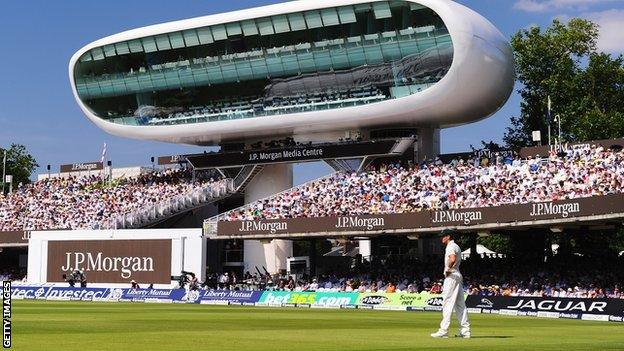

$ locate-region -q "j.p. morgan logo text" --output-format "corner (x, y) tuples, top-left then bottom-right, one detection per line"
(61, 252), (154, 279)
(335, 217), (385, 230)
(529, 202), (580, 218)
(239, 221), (288, 234)
(248, 148), (323, 162)
(432, 210), (482, 225)
(71, 163), (99, 171)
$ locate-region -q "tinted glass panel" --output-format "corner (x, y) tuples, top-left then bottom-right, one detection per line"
(74, 1), (453, 127)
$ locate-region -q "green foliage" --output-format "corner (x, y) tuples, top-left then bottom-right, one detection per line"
(505, 18), (624, 148)
(477, 234), (511, 255)
(0, 144), (38, 192)
(610, 229), (624, 254)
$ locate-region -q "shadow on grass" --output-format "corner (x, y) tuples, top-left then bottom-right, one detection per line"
(469, 336), (513, 339)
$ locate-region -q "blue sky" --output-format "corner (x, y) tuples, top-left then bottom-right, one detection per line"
(0, 0), (622, 184)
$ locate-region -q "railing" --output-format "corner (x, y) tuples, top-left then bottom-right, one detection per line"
(147, 93), (389, 126)
(203, 172), (338, 236)
(107, 178), (235, 229)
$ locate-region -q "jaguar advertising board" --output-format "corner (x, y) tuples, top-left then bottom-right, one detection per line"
(466, 296), (624, 321)
(46, 239), (172, 284)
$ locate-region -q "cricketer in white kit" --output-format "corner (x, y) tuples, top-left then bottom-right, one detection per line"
(431, 229), (471, 338)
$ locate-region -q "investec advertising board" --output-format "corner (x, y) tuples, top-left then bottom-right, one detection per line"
(46, 240), (172, 284)
(216, 194), (624, 237)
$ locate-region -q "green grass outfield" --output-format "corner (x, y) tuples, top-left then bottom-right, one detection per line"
(10, 300), (624, 351)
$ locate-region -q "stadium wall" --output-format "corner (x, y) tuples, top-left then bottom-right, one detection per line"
(26, 229), (205, 288)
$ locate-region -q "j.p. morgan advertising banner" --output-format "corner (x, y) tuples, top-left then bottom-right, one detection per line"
(46, 240), (172, 284)
(0, 231), (29, 245)
(59, 162), (104, 173)
(215, 193), (624, 237)
(465, 296), (624, 322)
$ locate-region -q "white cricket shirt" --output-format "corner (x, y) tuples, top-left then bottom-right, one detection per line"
(444, 240), (462, 274)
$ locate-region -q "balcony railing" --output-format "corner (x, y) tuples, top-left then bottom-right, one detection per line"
(104, 178), (235, 229)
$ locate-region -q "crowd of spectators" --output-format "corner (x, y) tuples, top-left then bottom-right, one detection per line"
(0, 267), (26, 282)
(203, 254), (624, 299)
(224, 144), (624, 221)
(0, 168), (226, 231)
(147, 86), (386, 125)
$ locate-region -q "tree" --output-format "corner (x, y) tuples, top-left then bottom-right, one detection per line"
(504, 18), (624, 148)
(0, 144), (39, 193)
(477, 234), (511, 255)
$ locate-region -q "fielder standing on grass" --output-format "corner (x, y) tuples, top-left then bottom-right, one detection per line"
(431, 229), (471, 339)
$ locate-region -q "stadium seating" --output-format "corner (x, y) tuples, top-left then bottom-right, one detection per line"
(0, 168), (233, 231)
(222, 144), (624, 221)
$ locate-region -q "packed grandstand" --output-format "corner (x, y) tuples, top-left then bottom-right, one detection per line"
(3, 142), (623, 301)
(222, 143), (624, 220)
(0, 168), (228, 231)
(3, 143), (623, 230)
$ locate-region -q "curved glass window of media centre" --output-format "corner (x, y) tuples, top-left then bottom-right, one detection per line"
(73, 1), (453, 126)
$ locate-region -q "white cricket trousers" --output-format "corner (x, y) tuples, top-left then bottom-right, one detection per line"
(438, 273), (470, 334)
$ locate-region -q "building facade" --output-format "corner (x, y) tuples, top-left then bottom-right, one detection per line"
(70, 0), (514, 146)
